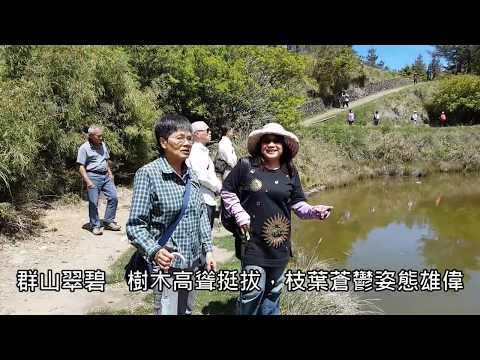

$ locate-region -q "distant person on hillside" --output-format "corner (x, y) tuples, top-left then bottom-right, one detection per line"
(373, 111), (380, 126)
(440, 111), (447, 127)
(77, 125), (121, 235)
(342, 91), (350, 108)
(413, 74), (418, 85)
(410, 111), (418, 124)
(347, 109), (355, 125)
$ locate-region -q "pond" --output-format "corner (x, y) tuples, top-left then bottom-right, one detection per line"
(293, 174), (480, 314)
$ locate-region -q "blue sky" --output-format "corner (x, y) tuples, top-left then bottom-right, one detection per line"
(352, 45), (435, 70)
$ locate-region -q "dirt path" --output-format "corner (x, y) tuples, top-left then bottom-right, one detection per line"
(0, 187), (233, 315)
(302, 84), (415, 126)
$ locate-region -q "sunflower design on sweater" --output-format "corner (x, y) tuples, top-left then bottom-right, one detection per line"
(261, 214), (290, 248)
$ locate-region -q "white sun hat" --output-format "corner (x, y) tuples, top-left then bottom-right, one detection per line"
(247, 122), (300, 158)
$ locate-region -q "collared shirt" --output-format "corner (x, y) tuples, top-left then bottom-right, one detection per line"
(126, 156), (213, 269)
(77, 141), (109, 172)
(186, 142), (222, 206)
(218, 136), (238, 169)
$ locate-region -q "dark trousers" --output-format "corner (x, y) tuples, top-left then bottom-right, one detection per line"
(199, 204), (216, 271)
(206, 204), (216, 229)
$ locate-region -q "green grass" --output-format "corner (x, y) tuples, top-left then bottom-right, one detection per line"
(194, 256), (240, 315)
(363, 65), (399, 82)
(296, 119), (480, 191)
(106, 246), (136, 284)
(91, 235), (240, 315)
(195, 234), (240, 315)
(212, 234), (236, 253)
(92, 233), (378, 315)
(89, 293), (154, 315)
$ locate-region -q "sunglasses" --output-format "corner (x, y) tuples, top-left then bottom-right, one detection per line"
(261, 135), (282, 144)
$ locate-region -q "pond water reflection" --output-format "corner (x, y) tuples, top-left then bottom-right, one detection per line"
(293, 174), (480, 314)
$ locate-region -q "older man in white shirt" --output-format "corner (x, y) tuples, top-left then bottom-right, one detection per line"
(217, 125), (238, 180)
(187, 121), (222, 229)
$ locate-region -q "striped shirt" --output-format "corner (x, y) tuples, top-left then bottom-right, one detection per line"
(126, 156), (213, 269)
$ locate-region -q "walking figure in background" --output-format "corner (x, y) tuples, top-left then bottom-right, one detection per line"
(373, 110), (380, 126)
(413, 74), (418, 84)
(440, 111), (447, 127)
(347, 109), (355, 125)
(341, 91), (350, 108)
(410, 111), (418, 125)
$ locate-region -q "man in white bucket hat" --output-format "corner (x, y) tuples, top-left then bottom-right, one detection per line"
(221, 122), (333, 315)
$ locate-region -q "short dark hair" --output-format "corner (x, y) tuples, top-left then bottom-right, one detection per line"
(154, 114), (192, 155)
(220, 125), (232, 137)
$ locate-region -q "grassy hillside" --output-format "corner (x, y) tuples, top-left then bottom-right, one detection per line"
(293, 82), (480, 191)
(295, 122), (480, 191)
(328, 82), (437, 125)
(363, 65), (400, 83)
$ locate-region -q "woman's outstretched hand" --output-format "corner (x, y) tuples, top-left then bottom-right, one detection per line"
(312, 205), (333, 220)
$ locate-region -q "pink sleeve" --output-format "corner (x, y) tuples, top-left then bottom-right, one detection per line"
(221, 190), (250, 226)
(292, 201), (319, 220)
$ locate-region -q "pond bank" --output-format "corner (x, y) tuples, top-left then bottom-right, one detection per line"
(296, 124), (480, 194)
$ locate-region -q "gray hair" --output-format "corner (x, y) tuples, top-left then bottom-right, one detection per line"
(88, 125), (102, 136)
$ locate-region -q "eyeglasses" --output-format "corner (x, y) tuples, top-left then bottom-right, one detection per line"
(169, 135), (193, 144)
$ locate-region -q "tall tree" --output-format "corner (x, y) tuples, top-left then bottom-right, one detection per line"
(412, 54), (427, 79)
(399, 65), (413, 77)
(366, 48), (379, 67)
(434, 45), (480, 75)
(310, 45), (365, 104)
(427, 54), (442, 80)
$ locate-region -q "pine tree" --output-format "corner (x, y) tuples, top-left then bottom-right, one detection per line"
(412, 54), (427, 79)
(434, 45), (480, 75)
(366, 48), (379, 67)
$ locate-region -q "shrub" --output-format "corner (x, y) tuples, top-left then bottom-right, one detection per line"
(427, 75), (480, 125)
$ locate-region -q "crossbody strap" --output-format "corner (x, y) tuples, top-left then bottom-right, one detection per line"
(157, 175), (192, 247)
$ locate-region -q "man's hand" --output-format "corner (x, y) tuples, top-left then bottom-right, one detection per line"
(154, 248), (175, 271)
(312, 205), (333, 220)
(205, 251), (217, 272)
(87, 181), (96, 190)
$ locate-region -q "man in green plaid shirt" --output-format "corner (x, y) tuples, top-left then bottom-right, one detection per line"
(126, 114), (216, 315)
